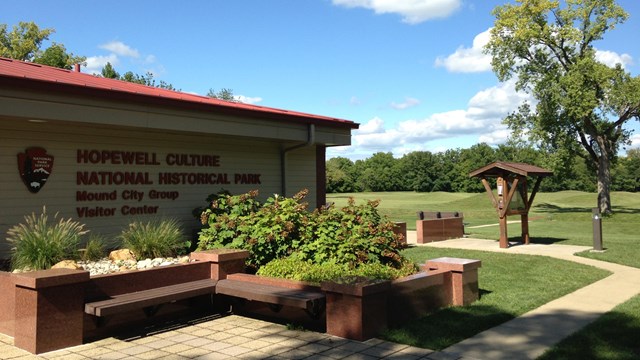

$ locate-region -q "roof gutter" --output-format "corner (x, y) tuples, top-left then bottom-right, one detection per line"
(281, 124), (315, 196)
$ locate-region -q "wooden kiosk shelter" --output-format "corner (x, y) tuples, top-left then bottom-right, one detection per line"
(469, 162), (553, 248)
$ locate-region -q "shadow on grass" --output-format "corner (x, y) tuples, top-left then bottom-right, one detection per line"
(535, 203), (640, 215)
(381, 302), (513, 350)
(506, 236), (570, 245)
(534, 203), (592, 213)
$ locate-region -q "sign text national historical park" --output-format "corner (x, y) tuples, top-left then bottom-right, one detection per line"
(75, 149), (261, 218)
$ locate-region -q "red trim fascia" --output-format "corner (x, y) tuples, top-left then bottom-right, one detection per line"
(0, 76), (359, 130)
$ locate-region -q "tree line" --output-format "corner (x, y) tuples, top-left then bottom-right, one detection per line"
(326, 143), (640, 194)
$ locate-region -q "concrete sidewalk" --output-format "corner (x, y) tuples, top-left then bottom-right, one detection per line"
(411, 235), (640, 360)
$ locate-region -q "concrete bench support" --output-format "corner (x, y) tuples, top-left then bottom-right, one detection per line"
(12, 269), (89, 354)
(190, 249), (250, 280)
(424, 257), (482, 306)
(321, 279), (391, 341)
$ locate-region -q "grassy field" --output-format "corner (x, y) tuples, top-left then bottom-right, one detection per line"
(327, 191), (640, 268)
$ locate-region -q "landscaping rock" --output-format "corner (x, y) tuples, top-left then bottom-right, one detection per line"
(109, 249), (136, 261)
(51, 260), (82, 270)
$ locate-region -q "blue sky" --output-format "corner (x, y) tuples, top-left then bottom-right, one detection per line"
(3, 0), (640, 160)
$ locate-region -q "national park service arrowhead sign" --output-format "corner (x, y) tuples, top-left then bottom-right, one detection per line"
(17, 147), (54, 193)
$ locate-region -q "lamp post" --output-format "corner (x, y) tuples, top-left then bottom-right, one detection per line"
(592, 208), (603, 251)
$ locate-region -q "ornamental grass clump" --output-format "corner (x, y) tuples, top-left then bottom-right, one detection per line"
(81, 235), (108, 261)
(7, 206), (88, 271)
(120, 218), (188, 259)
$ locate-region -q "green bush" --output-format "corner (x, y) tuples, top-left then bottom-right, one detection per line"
(191, 189), (231, 219)
(120, 218), (188, 259)
(240, 191), (310, 269)
(198, 190), (309, 270)
(257, 256), (418, 284)
(197, 190), (409, 273)
(300, 198), (406, 268)
(81, 235), (107, 261)
(197, 190), (260, 251)
(7, 206), (88, 270)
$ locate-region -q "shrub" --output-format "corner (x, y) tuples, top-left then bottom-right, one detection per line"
(7, 206), (88, 270)
(241, 191), (310, 269)
(120, 218), (188, 259)
(257, 256), (418, 284)
(81, 235), (108, 261)
(299, 198), (406, 268)
(197, 189), (409, 273)
(191, 189), (231, 219)
(197, 190), (260, 251)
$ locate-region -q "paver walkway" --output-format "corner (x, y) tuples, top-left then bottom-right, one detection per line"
(2, 234), (638, 360)
(411, 235), (640, 360)
(0, 315), (437, 360)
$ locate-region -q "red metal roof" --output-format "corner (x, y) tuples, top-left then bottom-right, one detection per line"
(0, 57), (358, 129)
(469, 162), (553, 178)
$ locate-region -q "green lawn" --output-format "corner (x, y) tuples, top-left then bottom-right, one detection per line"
(381, 247), (610, 350)
(327, 191), (640, 268)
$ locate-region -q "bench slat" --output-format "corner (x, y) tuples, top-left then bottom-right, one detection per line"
(85, 278), (216, 317)
(216, 279), (324, 309)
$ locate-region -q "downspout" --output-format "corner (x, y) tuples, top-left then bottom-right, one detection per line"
(281, 124), (315, 196)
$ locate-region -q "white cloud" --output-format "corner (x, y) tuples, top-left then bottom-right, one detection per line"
(350, 96), (362, 105)
(630, 133), (640, 149)
(100, 41), (140, 58)
(235, 95), (263, 104)
(467, 79), (531, 120)
(85, 41), (162, 77)
(435, 28), (492, 73)
(391, 97), (420, 110)
(332, 0), (461, 24)
(478, 128), (511, 145)
(355, 117), (385, 134)
(84, 54), (119, 75)
(595, 49), (633, 69)
(332, 79), (533, 159)
(144, 54), (157, 64)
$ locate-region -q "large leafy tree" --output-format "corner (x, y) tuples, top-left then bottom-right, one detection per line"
(0, 21), (85, 69)
(326, 157), (357, 193)
(485, 0), (640, 214)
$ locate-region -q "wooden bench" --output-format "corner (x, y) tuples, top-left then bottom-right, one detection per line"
(216, 278), (325, 319)
(85, 278), (217, 320)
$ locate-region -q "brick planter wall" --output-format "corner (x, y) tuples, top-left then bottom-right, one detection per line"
(0, 252), (481, 353)
(0, 249), (250, 354)
(321, 278), (391, 341)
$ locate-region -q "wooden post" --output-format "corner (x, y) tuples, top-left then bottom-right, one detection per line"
(521, 213), (529, 244)
(520, 177), (529, 244)
(497, 176), (508, 248)
(499, 214), (508, 248)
